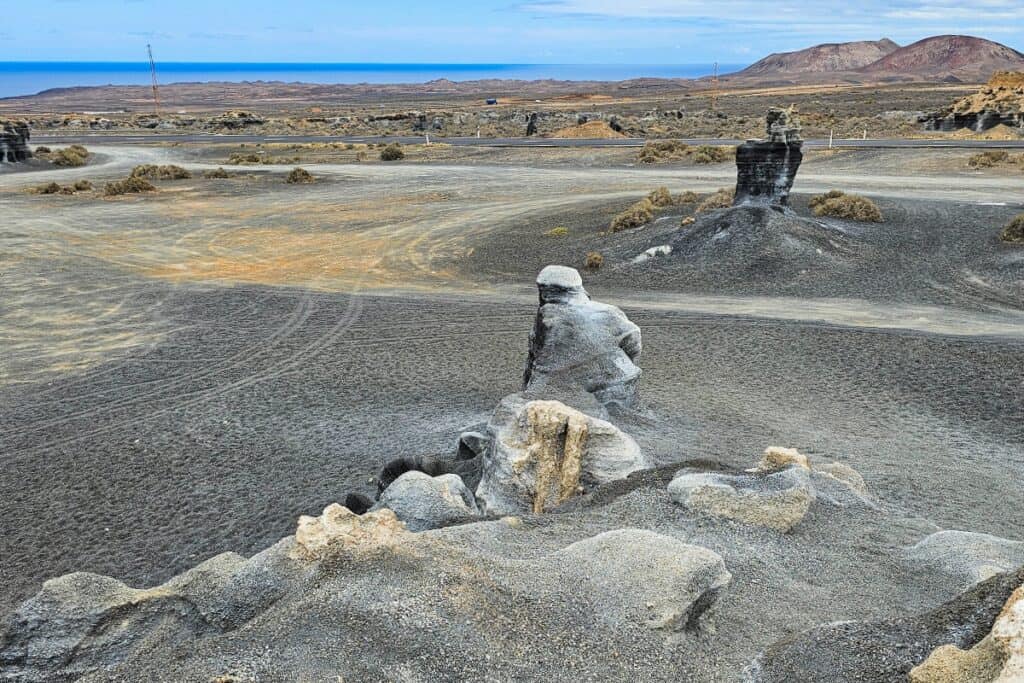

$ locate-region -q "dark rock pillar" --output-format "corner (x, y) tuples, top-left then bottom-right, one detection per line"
(733, 108), (803, 208)
(0, 120), (32, 163)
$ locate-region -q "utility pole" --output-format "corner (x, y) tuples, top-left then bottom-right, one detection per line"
(147, 44), (161, 116)
(710, 61), (719, 112)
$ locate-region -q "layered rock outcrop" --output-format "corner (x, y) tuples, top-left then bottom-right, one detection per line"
(524, 265), (642, 410)
(733, 108), (803, 207)
(0, 119), (31, 163)
(922, 71), (1024, 133)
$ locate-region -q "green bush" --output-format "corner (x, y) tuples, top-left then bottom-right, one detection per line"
(809, 190), (883, 222)
(380, 143), (405, 161)
(610, 198), (654, 232)
(104, 177), (156, 196)
(1001, 214), (1024, 243)
(696, 188), (735, 213)
(285, 167), (315, 184)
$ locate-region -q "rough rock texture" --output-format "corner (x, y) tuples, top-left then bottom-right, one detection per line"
(669, 465), (814, 533)
(0, 120), (31, 163)
(745, 568), (1024, 683)
(547, 529), (731, 631)
(753, 446), (810, 472)
(476, 394), (649, 515)
(292, 504), (408, 560)
(733, 108), (803, 208)
(371, 471), (480, 531)
(376, 449), (482, 497)
(904, 530), (1024, 589)
(524, 265), (642, 409)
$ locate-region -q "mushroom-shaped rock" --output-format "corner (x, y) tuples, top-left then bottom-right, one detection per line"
(669, 466), (814, 533)
(524, 265), (642, 410)
(371, 471), (480, 531)
(904, 530), (1024, 590)
(547, 529), (731, 631)
(476, 394), (650, 515)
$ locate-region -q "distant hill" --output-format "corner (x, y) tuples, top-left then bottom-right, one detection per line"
(858, 35), (1024, 80)
(736, 39), (900, 76)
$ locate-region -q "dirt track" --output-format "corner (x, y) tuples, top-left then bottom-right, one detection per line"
(0, 145), (1022, 618)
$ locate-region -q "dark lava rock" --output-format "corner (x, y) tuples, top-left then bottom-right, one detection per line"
(743, 567), (1024, 682)
(734, 108), (803, 207)
(524, 265), (642, 410)
(526, 112), (539, 136)
(0, 120), (32, 163)
(921, 110), (1023, 132)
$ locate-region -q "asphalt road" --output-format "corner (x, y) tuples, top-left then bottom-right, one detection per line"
(32, 133), (1024, 149)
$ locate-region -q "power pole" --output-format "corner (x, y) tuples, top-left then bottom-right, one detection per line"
(147, 44), (161, 115)
(710, 61), (719, 112)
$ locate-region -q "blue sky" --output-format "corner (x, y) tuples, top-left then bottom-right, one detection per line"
(3, 0), (1023, 63)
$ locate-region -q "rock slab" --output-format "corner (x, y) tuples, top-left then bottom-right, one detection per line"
(0, 120), (31, 163)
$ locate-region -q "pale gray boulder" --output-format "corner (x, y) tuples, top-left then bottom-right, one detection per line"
(904, 530), (1024, 589)
(524, 265), (642, 410)
(371, 470), (481, 531)
(669, 465), (814, 533)
(476, 393), (650, 515)
(544, 529), (731, 631)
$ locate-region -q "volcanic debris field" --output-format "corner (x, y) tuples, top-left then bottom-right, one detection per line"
(0, 126), (1023, 682)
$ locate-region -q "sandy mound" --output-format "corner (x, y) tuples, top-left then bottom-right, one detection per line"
(549, 120), (626, 139)
(625, 205), (857, 285)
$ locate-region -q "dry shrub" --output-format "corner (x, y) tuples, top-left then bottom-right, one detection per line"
(131, 164), (192, 180)
(692, 145), (731, 164)
(34, 145), (51, 154)
(637, 140), (689, 164)
(968, 150), (1010, 168)
(73, 179), (93, 191)
(34, 182), (62, 195)
(356, 151), (368, 162)
(104, 177), (156, 196)
(1001, 214), (1024, 243)
(544, 226), (569, 237)
(810, 190), (883, 222)
(380, 143), (405, 161)
(647, 187), (674, 207)
(680, 216), (695, 227)
(49, 145), (89, 167)
(286, 167), (315, 184)
(228, 152), (262, 164)
(676, 190), (699, 204)
(696, 188), (735, 213)
(584, 252), (604, 270)
(203, 167), (232, 179)
(610, 198), (655, 232)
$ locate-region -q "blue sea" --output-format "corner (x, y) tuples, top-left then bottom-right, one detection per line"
(0, 62), (745, 99)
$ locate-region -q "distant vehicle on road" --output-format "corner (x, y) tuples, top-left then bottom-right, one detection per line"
(485, 98), (498, 105)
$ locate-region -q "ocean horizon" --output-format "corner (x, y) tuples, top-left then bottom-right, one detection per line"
(0, 62), (746, 99)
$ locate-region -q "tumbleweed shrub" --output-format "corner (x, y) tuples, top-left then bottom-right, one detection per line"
(696, 188), (735, 213)
(808, 189), (844, 211)
(286, 167), (315, 184)
(380, 143), (405, 161)
(50, 146), (89, 167)
(544, 226), (569, 237)
(131, 164), (192, 180)
(584, 251), (604, 270)
(103, 177), (156, 196)
(203, 167), (232, 179)
(647, 187), (674, 207)
(1001, 214), (1024, 243)
(33, 182), (62, 195)
(227, 152), (262, 164)
(610, 198), (655, 232)
(34, 146), (51, 154)
(968, 150), (1010, 168)
(637, 139), (689, 164)
(692, 145), (731, 164)
(810, 191), (883, 222)
(72, 180), (93, 191)
(676, 190), (699, 204)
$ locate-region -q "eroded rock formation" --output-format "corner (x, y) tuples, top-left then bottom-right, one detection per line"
(0, 119), (31, 163)
(922, 71), (1024, 133)
(524, 265), (642, 410)
(904, 530), (1024, 590)
(733, 108), (803, 207)
(370, 470), (480, 531)
(475, 395), (649, 515)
